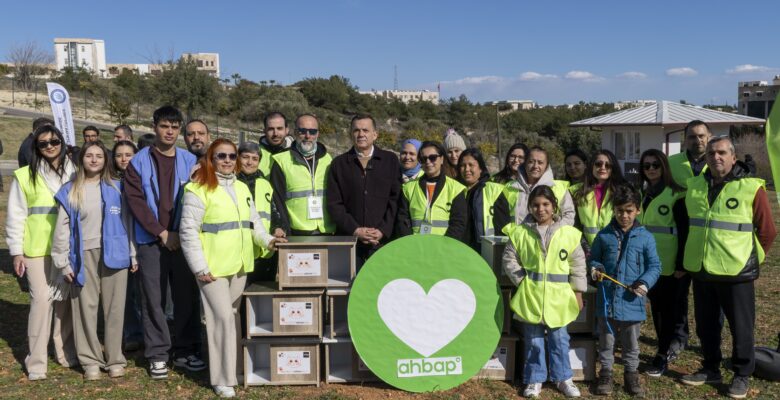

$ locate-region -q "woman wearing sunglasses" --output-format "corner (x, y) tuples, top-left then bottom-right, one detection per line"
(637, 149), (689, 378)
(51, 141), (136, 380)
(395, 141), (467, 242)
(572, 149), (627, 246)
(179, 139), (285, 398)
(6, 125), (78, 380)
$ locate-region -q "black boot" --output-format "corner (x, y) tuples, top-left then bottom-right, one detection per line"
(625, 371), (645, 397)
(594, 372), (613, 396)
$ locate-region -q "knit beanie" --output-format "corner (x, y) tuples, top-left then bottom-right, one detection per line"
(443, 130), (466, 151)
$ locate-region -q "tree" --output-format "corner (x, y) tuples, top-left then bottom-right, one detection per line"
(7, 41), (53, 90)
(296, 75), (354, 113)
(151, 58), (221, 119)
(107, 92), (132, 124)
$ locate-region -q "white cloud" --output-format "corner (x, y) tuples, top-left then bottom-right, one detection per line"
(617, 71), (647, 79)
(564, 70), (604, 82)
(666, 67), (698, 77)
(726, 64), (774, 74)
(518, 71), (558, 81)
(448, 75), (505, 85)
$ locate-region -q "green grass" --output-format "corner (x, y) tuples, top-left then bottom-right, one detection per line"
(1, 180), (779, 398)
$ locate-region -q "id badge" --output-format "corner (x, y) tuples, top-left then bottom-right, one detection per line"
(419, 222), (433, 235)
(307, 195), (323, 219)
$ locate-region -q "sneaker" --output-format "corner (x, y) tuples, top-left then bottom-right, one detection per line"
(625, 371), (645, 397)
(173, 354), (207, 372)
(149, 361), (168, 380)
(27, 372), (47, 381)
(645, 355), (668, 378)
(213, 385), (236, 398)
(727, 375), (749, 399)
(522, 382), (542, 398)
(108, 365), (125, 378)
(680, 368), (722, 386)
(556, 378), (581, 397)
(593, 373), (613, 396)
(84, 365), (101, 381)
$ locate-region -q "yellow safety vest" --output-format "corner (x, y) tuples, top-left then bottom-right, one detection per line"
(258, 146), (275, 177)
(640, 187), (685, 276)
(480, 182), (505, 236)
(576, 188), (613, 245)
(402, 176), (466, 235)
(273, 151), (335, 233)
(507, 224), (582, 328)
(683, 175), (765, 275)
(185, 181), (255, 277)
(253, 177), (274, 259)
(14, 167), (58, 257)
(668, 152), (708, 189)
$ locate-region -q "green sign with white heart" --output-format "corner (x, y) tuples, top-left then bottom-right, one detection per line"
(348, 235), (503, 392)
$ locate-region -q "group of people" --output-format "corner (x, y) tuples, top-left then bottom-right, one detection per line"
(6, 107), (776, 399)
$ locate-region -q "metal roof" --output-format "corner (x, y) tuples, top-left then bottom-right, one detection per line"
(569, 101), (765, 127)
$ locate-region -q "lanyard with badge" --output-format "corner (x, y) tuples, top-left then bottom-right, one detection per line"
(419, 184), (434, 235)
(305, 156), (323, 219)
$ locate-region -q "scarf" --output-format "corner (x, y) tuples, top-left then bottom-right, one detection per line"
(401, 139), (422, 179)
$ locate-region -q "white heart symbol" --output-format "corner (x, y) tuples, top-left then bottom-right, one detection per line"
(377, 278), (476, 358)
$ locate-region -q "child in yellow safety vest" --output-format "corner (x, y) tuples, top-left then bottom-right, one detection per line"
(502, 186), (587, 398)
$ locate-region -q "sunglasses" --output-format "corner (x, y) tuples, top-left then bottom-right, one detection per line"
(296, 128), (319, 136)
(37, 139), (62, 149)
(642, 162), (661, 171)
(215, 152), (237, 161)
(594, 160), (612, 169)
(420, 154), (441, 164)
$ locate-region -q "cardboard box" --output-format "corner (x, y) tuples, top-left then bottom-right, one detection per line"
(472, 335), (519, 381)
(568, 335), (597, 381)
(244, 282), (323, 337)
(244, 338), (321, 387)
(322, 337), (378, 383)
(481, 236), (513, 287)
(567, 288), (596, 334)
(501, 288), (512, 335)
(277, 236), (356, 289)
(324, 288), (349, 339)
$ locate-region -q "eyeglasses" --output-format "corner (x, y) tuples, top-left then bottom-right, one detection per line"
(642, 162), (661, 171)
(508, 155), (524, 161)
(296, 128), (319, 136)
(37, 139), (62, 149)
(420, 154), (441, 164)
(214, 152), (237, 161)
(594, 161), (612, 169)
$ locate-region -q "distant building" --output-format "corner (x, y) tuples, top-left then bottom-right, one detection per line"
(182, 52), (220, 78)
(53, 38), (107, 77)
(360, 89), (439, 105)
(485, 99), (537, 113)
(614, 99), (656, 110)
(738, 76), (779, 119)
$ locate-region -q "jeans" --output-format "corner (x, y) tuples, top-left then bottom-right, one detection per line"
(522, 323), (573, 384)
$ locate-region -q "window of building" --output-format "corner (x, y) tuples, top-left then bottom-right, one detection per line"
(81, 46), (85, 52)
(743, 92), (750, 97)
(756, 91), (763, 97)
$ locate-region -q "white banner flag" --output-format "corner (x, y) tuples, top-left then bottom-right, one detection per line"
(46, 82), (76, 146)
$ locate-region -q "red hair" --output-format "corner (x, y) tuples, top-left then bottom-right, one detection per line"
(192, 138), (239, 191)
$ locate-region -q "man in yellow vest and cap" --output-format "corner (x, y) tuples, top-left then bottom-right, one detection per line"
(270, 114), (335, 236)
(668, 120), (711, 188)
(679, 137), (776, 399)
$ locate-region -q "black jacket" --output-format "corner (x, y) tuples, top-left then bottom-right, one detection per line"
(395, 172), (468, 243)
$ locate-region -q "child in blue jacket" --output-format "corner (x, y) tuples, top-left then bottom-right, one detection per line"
(588, 184), (660, 397)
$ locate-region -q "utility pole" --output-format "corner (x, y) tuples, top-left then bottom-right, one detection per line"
(11, 77), (15, 107)
(496, 103), (501, 168)
(394, 65), (398, 90)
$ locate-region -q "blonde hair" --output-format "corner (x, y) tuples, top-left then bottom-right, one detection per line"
(68, 142), (117, 211)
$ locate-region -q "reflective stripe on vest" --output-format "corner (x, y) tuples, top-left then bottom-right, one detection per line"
(273, 151), (335, 233)
(683, 176), (765, 275)
(14, 166), (58, 257)
(507, 224), (582, 328)
(402, 176), (466, 236)
(640, 186), (684, 276)
(576, 188), (613, 245)
(253, 177), (274, 259)
(185, 181), (255, 277)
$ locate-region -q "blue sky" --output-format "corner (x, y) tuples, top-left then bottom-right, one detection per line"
(2, 0), (778, 105)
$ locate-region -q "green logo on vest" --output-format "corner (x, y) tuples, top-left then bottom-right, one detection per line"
(559, 249), (568, 261)
(348, 235), (503, 392)
(726, 198), (739, 209)
(658, 205), (670, 215)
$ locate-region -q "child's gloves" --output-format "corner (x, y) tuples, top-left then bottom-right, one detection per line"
(590, 267), (605, 282)
(629, 281), (648, 297)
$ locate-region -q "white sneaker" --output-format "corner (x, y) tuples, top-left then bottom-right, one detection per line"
(523, 382), (542, 398)
(27, 372), (47, 381)
(556, 378), (581, 398)
(213, 385), (236, 398)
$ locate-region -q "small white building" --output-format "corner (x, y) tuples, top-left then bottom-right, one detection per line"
(53, 38), (107, 77)
(359, 89), (440, 105)
(485, 99), (537, 113)
(569, 100), (765, 178)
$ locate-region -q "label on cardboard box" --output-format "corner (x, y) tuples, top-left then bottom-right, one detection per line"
(276, 351), (311, 375)
(483, 346), (507, 370)
(279, 302), (313, 325)
(287, 253), (321, 277)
